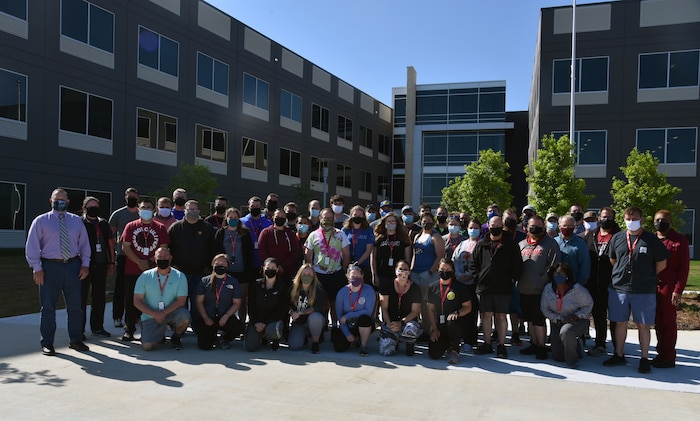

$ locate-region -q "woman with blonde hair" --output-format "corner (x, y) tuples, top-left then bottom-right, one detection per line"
(288, 263), (327, 353)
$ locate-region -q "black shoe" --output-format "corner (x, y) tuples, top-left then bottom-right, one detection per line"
(638, 357), (651, 373)
(360, 346), (368, 357)
(536, 346), (548, 360)
(651, 358), (675, 368)
(416, 332), (430, 343)
(92, 329), (111, 337)
(122, 331), (135, 342)
(406, 343), (415, 356)
(69, 341), (90, 352)
(603, 353), (627, 367)
(41, 345), (56, 356)
(496, 344), (508, 359)
(474, 343), (494, 355)
(171, 333), (182, 350)
(520, 344), (538, 355)
(270, 340), (280, 351)
(311, 342), (320, 354)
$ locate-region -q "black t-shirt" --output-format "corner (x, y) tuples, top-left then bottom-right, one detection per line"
(608, 230), (669, 293)
(375, 234), (411, 279)
(425, 280), (472, 317)
(380, 280), (422, 322)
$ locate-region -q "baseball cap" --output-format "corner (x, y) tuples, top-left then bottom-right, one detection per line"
(583, 210), (598, 220)
(522, 205), (536, 213)
(401, 205), (413, 213)
(546, 212), (559, 222)
(380, 200), (392, 208)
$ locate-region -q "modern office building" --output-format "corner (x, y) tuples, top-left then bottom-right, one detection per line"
(0, 0), (393, 248)
(392, 67), (529, 212)
(529, 0), (700, 257)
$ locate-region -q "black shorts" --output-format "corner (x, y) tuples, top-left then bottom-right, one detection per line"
(316, 270), (346, 301)
(520, 293), (546, 326)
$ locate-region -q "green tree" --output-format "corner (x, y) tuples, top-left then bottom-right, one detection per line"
(525, 134), (592, 216)
(152, 162), (218, 205)
(441, 149), (513, 218)
(610, 148), (684, 231)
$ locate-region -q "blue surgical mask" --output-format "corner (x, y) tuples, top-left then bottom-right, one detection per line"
(553, 274), (567, 285)
(547, 221), (558, 231)
(366, 213), (377, 222)
(297, 223), (309, 234)
(448, 225), (461, 234)
(467, 228), (480, 239)
(140, 209), (153, 220)
(310, 209), (320, 218)
(227, 218), (239, 227)
(380, 210), (389, 217)
(52, 199), (68, 212)
(402, 215), (413, 224)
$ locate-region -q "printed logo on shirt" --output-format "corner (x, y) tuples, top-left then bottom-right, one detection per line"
(447, 291), (456, 301)
(521, 245), (544, 259)
(131, 226), (162, 257)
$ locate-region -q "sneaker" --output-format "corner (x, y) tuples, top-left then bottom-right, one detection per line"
(603, 353), (627, 367)
(651, 358), (675, 368)
(510, 333), (522, 346)
(360, 346), (368, 357)
(520, 344), (538, 355)
(405, 343), (415, 356)
(270, 340), (280, 351)
(41, 345), (56, 356)
(220, 339), (231, 350)
(121, 331), (135, 342)
(496, 344), (508, 359)
(638, 357), (651, 373)
(114, 318), (124, 328)
(474, 343), (494, 355)
(587, 345), (607, 357)
(536, 346), (548, 360)
(171, 333), (182, 350)
(448, 351), (461, 364)
(92, 329), (111, 338)
(69, 341), (90, 352)
(311, 342), (320, 354)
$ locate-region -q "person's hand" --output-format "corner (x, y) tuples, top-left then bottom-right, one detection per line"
(672, 292), (682, 307)
(218, 314), (229, 327)
(33, 270), (44, 286)
(389, 321), (401, 332)
(79, 266), (89, 280)
(203, 316), (214, 326)
(430, 328), (440, 342)
(255, 322), (265, 333)
(137, 259), (150, 272)
(346, 334), (355, 343)
(153, 311), (166, 324)
(340, 316), (346, 324)
(291, 311), (300, 321)
(447, 311), (459, 321)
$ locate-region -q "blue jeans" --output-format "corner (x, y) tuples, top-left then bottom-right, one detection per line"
(39, 259), (83, 346)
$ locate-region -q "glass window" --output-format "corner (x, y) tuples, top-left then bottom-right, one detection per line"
(637, 128), (697, 164)
(90, 4), (113, 53)
(639, 53), (668, 89)
(60, 87), (113, 140)
(0, 0), (26, 20)
(279, 148), (300, 178)
(241, 137), (267, 171)
(336, 164), (351, 189)
(63, 188), (111, 217)
(479, 92), (505, 113)
(636, 129), (666, 162)
(416, 92), (447, 125)
(197, 52), (228, 95)
(243, 73), (269, 110)
(360, 125), (373, 149)
(392, 176), (404, 205)
(554, 57), (608, 93)
(61, 1), (113, 53)
(0, 68), (27, 122)
(670, 51), (700, 87)
(311, 103), (329, 132)
(577, 131), (606, 165)
(640, 51), (700, 89)
(394, 95), (406, 127)
(377, 175), (390, 198)
(679, 209), (695, 247)
(338, 115), (353, 141)
(0, 181), (25, 230)
(310, 156), (323, 182)
(378, 133), (390, 155)
(136, 108), (176, 152)
(361, 171), (372, 192)
(280, 90), (302, 122)
(196, 124), (227, 163)
(87, 95), (112, 139)
(61, 0), (88, 44)
(393, 134), (405, 168)
(138, 26), (178, 77)
(424, 131), (503, 166)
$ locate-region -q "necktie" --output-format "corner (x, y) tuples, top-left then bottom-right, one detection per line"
(59, 214), (71, 260)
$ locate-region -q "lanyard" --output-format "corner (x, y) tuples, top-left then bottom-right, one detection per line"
(349, 284), (364, 310)
(448, 236), (459, 252)
(91, 219), (101, 239)
(351, 228), (359, 255)
(626, 231), (640, 255)
(157, 272), (169, 297)
(227, 229), (238, 255)
(395, 279), (409, 308)
(250, 218), (261, 237)
(387, 234), (396, 256)
(439, 280), (452, 315)
(214, 277), (226, 306)
(141, 223), (151, 248)
(320, 228), (333, 254)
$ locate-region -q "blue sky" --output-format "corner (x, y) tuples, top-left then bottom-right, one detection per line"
(206, 0), (612, 111)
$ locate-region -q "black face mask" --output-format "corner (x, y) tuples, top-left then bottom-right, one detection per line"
(599, 218), (615, 230)
(264, 269), (277, 278)
(489, 227), (503, 237)
(571, 211), (583, 222)
(126, 197), (138, 208)
(274, 217), (287, 227)
(351, 216), (364, 224)
(213, 265), (227, 276)
(285, 212), (297, 221)
(266, 200), (278, 212)
(438, 270), (453, 280)
(504, 219), (518, 231)
(423, 222), (434, 231)
(250, 207), (261, 217)
(436, 215), (447, 224)
(654, 221), (670, 233)
(174, 197), (186, 207)
(86, 207), (100, 218)
(156, 260), (170, 270)
(528, 226), (544, 236)
(215, 206), (227, 215)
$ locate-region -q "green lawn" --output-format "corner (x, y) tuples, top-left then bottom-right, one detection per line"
(686, 260), (700, 291)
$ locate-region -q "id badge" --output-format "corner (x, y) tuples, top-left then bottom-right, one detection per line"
(95, 243), (102, 253)
(231, 257), (236, 264)
(254, 241), (258, 249)
(142, 247), (149, 256)
(439, 314), (446, 324)
(324, 256), (330, 265)
(158, 301), (165, 310)
(388, 258), (394, 267)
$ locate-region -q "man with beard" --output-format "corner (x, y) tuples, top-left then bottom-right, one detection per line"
(204, 196), (228, 231)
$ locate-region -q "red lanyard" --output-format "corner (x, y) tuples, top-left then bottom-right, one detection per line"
(395, 279), (409, 307)
(227, 229), (237, 254)
(320, 228), (333, 254)
(349, 284), (364, 310)
(439, 280), (452, 314)
(556, 285), (568, 312)
(214, 277), (226, 306)
(250, 218), (261, 237)
(626, 231), (640, 254)
(141, 223), (151, 247)
(92, 219), (101, 239)
(448, 236), (459, 252)
(351, 228), (359, 253)
(157, 272), (169, 296)
(387, 234), (396, 255)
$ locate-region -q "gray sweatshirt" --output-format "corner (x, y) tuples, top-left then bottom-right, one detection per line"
(518, 235), (560, 295)
(540, 283), (593, 322)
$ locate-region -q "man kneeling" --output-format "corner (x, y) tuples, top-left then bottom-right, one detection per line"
(134, 246), (191, 351)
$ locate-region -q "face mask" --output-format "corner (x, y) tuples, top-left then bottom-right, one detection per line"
(274, 217), (287, 227)
(186, 209), (200, 219)
(156, 259), (170, 270)
(436, 215), (447, 224)
(332, 204), (344, 214)
(366, 213), (376, 222)
(214, 266), (227, 276)
(174, 197), (186, 207)
(350, 277), (363, 287)
(489, 227), (503, 237)
(227, 218), (239, 227)
(266, 200), (278, 212)
(310, 209), (320, 218)
(571, 211), (583, 222)
(297, 223), (309, 234)
(448, 225), (461, 234)
(249, 207), (261, 217)
(381, 210), (392, 217)
(468, 228), (480, 239)
(504, 219), (518, 231)
(321, 220), (333, 231)
(422, 222), (434, 231)
(599, 218), (615, 230)
(553, 274), (567, 285)
(396, 269), (409, 280)
(385, 223), (397, 231)
(215, 206), (227, 215)
(654, 220), (670, 233)
(264, 269), (277, 278)
(625, 219), (642, 231)
(140, 209), (153, 221)
(560, 227), (574, 237)
(402, 215), (414, 224)
(583, 221), (598, 231)
(285, 212), (297, 221)
(547, 221), (558, 231)
(487, 211), (498, 221)
(351, 216), (364, 225)
(53, 199), (68, 212)
(158, 207), (171, 218)
(301, 274), (314, 285)
(528, 226), (544, 236)
(438, 270), (453, 280)
(126, 197), (138, 208)
(86, 207), (100, 218)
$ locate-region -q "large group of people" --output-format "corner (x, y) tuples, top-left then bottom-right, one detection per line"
(25, 187), (690, 374)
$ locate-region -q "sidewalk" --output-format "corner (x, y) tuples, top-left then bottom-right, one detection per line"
(1, 303), (699, 420)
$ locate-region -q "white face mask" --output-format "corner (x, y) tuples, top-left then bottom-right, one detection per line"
(625, 219), (642, 231)
(583, 221), (597, 231)
(158, 207), (171, 218)
(331, 205), (344, 214)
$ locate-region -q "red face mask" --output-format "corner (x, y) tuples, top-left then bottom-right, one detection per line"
(560, 227), (574, 237)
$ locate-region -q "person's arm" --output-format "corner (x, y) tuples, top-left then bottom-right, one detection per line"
(369, 246), (379, 287)
(655, 259), (667, 274)
(430, 233), (446, 273)
(578, 242), (591, 284)
(426, 301), (439, 341)
(403, 243), (412, 264)
(122, 241), (149, 272)
(448, 300), (472, 321)
(540, 289), (559, 322)
(404, 302), (421, 323)
(357, 240), (373, 267)
(163, 295), (187, 316)
(196, 293), (212, 324)
(257, 229), (271, 263)
(380, 294), (391, 323)
(341, 245), (350, 271)
(304, 235), (314, 264)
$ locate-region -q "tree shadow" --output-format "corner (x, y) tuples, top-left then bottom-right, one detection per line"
(0, 362), (67, 387)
